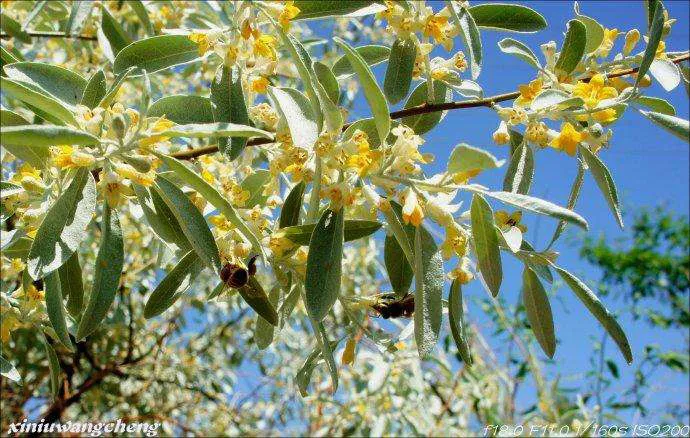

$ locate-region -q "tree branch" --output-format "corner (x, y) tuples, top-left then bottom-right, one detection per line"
(0, 31), (97, 41)
(170, 52), (689, 161)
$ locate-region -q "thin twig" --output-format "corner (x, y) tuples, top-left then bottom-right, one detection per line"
(170, 52), (689, 160)
(0, 31), (97, 41)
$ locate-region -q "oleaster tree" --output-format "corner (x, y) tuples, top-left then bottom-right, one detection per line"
(0, 0), (688, 431)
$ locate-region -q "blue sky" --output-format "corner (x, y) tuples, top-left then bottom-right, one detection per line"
(338, 0), (689, 423)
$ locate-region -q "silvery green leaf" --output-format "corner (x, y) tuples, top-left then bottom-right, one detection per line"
(98, 66), (135, 108)
(522, 266), (556, 358)
(573, 2), (604, 53)
(279, 182), (306, 229)
(304, 208), (344, 321)
(555, 19), (587, 75)
(413, 225), (444, 358)
(547, 159), (585, 249)
(44, 271), (74, 351)
(153, 175), (222, 276)
(332, 45), (390, 79)
(468, 4), (547, 33)
(101, 7), (132, 56)
(268, 87), (318, 150)
(240, 170), (272, 209)
(641, 111), (689, 142)
(58, 252), (84, 318)
(1, 181), (23, 199)
(4, 62), (87, 106)
(503, 141), (534, 195)
(28, 169), (96, 279)
(80, 70), (107, 109)
(383, 37), (416, 104)
(42, 335), (61, 397)
(159, 122), (271, 140)
(1, 77), (76, 125)
(313, 61), (340, 105)
(636, 3), (664, 86)
(448, 1), (482, 79)
(0, 125), (99, 147)
(144, 251), (203, 318)
(648, 59), (681, 91)
(149, 95), (214, 124)
(470, 194), (502, 296)
(385, 233), (413, 296)
(334, 37), (390, 142)
(531, 89), (583, 112)
(555, 266), (633, 364)
(402, 80), (453, 135)
(129, 0), (155, 36)
(448, 280), (473, 365)
(76, 203), (124, 340)
(114, 35), (200, 75)
(281, 220), (382, 246)
(448, 143), (504, 174)
(255, 286), (281, 349)
(578, 145), (623, 228)
(211, 64), (250, 159)
(0, 354), (21, 383)
(634, 96), (675, 115)
(498, 38), (541, 69)
(64, 0), (94, 37)
(1, 13), (31, 43)
(238, 276), (279, 326)
(133, 183), (191, 250)
(293, 1), (381, 20)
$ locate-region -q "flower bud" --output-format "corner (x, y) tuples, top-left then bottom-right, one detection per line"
(124, 154), (153, 173)
(112, 114), (126, 140)
(623, 29), (640, 55)
(20, 176), (46, 193)
(492, 121), (510, 145)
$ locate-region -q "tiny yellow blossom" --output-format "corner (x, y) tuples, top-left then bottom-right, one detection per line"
(515, 78), (543, 106)
(440, 224), (468, 260)
(400, 188), (424, 227)
(596, 28), (619, 58)
(342, 338), (357, 366)
(495, 210), (527, 233)
(623, 29), (640, 55)
(572, 74), (619, 123)
(279, 1), (301, 30)
(452, 169), (481, 184)
(254, 34), (278, 60)
(448, 258), (474, 284)
(251, 76), (270, 94)
(188, 32), (210, 56)
(492, 121), (510, 145)
(550, 122), (584, 156)
(52, 146), (96, 169)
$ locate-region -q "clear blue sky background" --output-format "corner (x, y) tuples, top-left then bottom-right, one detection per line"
(337, 0), (689, 423)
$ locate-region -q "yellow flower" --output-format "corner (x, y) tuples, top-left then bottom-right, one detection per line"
(254, 34), (277, 60)
(250, 76), (269, 94)
(210, 214), (233, 233)
(342, 338), (357, 366)
(114, 163), (155, 186)
(492, 121), (510, 145)
(655, 40), (666, 59)
(188, 32), (210, 56)
(0, 313), (20, 344)
(515, 78), (543, 106)
(596, 28), (619, 57)
(97, 171), (133, 207)
(572, 74), (619, 123)
(139, 117), (175, 148)
(424, 14), (453, 50)
(269, 234), (297, 258)
(284, 163), (311, 184)
(440, 224), (468, 260)
(525, 121), (549, 147)
(52, 146), (96, 169)
(279, 1), (301, 30)
(346, 130), (382, 177)
(448, 258), (474, 284)
(550, 122), (584, 156)
(451, 168), (481, 184)
(623, 29), (640, 55)
(401, 188), (424, 227)
(494, 210), (527, 233)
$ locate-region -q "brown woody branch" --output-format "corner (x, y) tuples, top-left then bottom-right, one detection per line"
(170, 52), (689, 161)
(0, 31), (97, 41)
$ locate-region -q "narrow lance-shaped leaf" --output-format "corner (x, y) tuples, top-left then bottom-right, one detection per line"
(636, 2), (664, 86)
(133, 184), (190, 250)
(42, 335), (61, 398)
(385, 233), (413, 297)
(313, 61), (340, 105)
(98, 66), (135, 108)
(547, 158), (585, 249)
(144, 251), (203, 318)
(448, 143), (504, 174)
(58, 252), (84, 318)
(293, 1), (381, 20)
(76, 203), (124, 340)
(468, 4), (547, 33)
(81, 70), (107, 109)
(332, 45), (390, 78)
(334, 37), (390, 142)
(64, 0), (94, 36)
(129, 0), (155, 36)
(579, 145), (624, 228)
(101, 7), (132, 56)
(255, 286), (281, 349)
(4, 62), (87, 106)
(211, 64), (250, 159)
(498, 38), (541, 69)
(574, 2), (604, 54)
(0, 77), (77, 125)
(0, 354), (21, 383)
(280, 220), (382, 246)
(522, 266), (556, 358)
(28, 168), (96, 280)
(503, 141), (534, 194)
(448, 279), (473, 365)
(310, 318), (339, 392)
(0, 125), (99, 147)
(383, 37), (416, 104)
(268, 87), (318, 150)
(238, 276), (279, 326)
(153, 175), (222, 276)
(555, 19), (587, 75)
(113, 35), (200, 75)
(155, 153), (265, 259)
(413, 224), (444, 359)
(159, 122), (271, 140)
(44, 272), (74, 351)
(470, 194), (502, 296)
(149, 95), (214, 124)
(641, 111), (689, 142)
(279, 182), (306, 228)
(1, 13), (31, 43)
(402, 80), (452, 135)
(555, 266), (633, 364)
(448, 1), (482, 79)
(304, 208), (344, 321)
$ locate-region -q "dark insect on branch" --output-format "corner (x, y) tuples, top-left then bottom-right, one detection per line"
(220, 255), (258, 288)
(371, 293), (415, 319)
